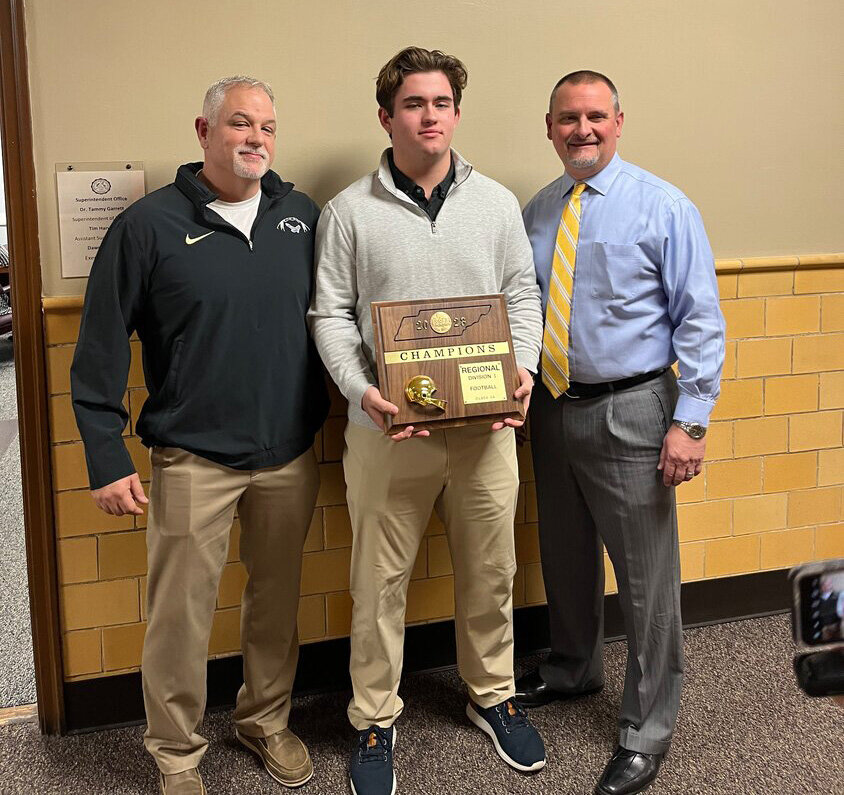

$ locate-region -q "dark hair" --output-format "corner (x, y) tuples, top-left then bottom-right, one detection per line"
(376, 46), (468, 116)
(549, 70), (619, 114)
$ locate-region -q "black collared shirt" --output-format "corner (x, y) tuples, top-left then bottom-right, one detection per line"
(387, 150), (455, 222)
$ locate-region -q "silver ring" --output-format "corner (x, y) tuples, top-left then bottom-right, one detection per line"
(684, 471), (694, 479)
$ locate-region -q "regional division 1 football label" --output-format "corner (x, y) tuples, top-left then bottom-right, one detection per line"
(458, 360), (507, 404)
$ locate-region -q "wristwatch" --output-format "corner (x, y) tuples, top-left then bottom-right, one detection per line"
(673, 420), (706, 439)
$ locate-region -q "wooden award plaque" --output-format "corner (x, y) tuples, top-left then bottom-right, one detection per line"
(371, 294), (524, 433)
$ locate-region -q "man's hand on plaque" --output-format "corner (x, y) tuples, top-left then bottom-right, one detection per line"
(361, 386), (430, 442)
(491, 367), (533, 432)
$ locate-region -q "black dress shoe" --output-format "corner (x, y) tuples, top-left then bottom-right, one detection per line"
(514, 668), (603, 708)
(594, 745), (664, 795)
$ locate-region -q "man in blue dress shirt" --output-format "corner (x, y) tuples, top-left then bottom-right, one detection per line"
(516, 70), (725, 795)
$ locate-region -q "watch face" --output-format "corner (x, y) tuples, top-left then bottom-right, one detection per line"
(676, 421), (705, 439)
(685, 423), (705, 439)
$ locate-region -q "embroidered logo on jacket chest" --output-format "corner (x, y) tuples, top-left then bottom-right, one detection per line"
(277, 217), (310, 234)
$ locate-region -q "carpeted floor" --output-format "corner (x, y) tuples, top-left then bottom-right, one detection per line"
(0, 335), (35, 709)
(1, 614), (841, 794)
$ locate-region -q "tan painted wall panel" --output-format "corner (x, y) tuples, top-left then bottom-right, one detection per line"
(23, 0), (844, 297)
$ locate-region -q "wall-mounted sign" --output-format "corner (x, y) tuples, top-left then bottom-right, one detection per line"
(56, 161), (145, 278)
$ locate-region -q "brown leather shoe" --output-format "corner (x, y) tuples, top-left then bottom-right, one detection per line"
(159, 768), (207, 794)
(236, 728), (314, 788)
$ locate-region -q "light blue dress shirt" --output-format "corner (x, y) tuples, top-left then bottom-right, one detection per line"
(522, 154), (725, 425)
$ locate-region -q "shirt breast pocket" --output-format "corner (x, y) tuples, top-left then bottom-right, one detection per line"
(589, 242), (652, 301)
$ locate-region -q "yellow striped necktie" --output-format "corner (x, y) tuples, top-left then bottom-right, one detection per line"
(541, 181), (586, 398)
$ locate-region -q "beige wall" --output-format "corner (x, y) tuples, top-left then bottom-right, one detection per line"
(27, 0), (844, 296)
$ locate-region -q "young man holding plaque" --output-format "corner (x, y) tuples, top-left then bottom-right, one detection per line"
(309, 46), (545, 795)
(71, 77), (328, 794)
(519, 71), (725, 795)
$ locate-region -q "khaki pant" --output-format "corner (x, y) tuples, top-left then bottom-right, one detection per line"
(344, 422), (519, 730)
(141, 446), (319, 774)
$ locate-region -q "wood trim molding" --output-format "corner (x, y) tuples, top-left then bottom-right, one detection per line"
(42, 252), (844, 305)
(0, 703), (38, 727)
(714, 252), (844, 275)
(0, 0), (65, 733)
(41, 296), (84, 311)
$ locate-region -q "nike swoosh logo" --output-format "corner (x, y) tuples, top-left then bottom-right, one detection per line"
(185, 231), (214, 245)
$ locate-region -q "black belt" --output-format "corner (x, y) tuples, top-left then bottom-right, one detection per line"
(562, 368), (668, 400)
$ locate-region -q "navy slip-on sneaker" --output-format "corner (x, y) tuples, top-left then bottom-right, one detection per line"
(350, 725), (397, 795)
(467, 699), (546, 773)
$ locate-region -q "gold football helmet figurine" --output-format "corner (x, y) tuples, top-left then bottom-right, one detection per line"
(404, 375), (447, 411)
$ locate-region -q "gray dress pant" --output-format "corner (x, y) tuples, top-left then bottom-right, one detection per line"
(530, 370), (683, 754)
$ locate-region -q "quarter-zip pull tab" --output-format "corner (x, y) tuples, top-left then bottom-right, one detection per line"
(248, 240), (253, 250)
(431, 220), (437, 234)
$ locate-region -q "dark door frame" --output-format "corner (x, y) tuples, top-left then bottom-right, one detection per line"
(0, 0), (65, 733)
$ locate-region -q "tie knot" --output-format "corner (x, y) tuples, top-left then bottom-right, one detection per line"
(572, 182), (587, 197)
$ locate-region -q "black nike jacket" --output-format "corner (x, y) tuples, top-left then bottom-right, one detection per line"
(71, 162), (329, 489)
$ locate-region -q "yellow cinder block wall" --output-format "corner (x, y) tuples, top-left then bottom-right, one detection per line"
(45, 256), (843, 680)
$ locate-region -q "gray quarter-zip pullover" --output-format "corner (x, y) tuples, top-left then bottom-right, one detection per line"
(309, 149), (542, 430)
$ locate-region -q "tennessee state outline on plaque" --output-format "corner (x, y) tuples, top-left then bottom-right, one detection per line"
(393, 304), (492, 342)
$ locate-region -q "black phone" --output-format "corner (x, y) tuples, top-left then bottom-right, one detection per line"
(793, 651), (844, 697)
(790, 560), (844, 697)
(791, 559), (844, 648)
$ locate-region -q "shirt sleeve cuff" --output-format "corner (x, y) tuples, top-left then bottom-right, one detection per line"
(673, 393), (716, 426)
(346, 378), (378, 415)
(514, 350), (540, 375)
(86, 443), (137, 491)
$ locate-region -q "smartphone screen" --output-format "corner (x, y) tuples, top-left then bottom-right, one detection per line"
(799, 568), (844, 646)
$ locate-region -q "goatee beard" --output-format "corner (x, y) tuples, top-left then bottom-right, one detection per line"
(233, 153), (269, 180)
(568, 153), (599, 170)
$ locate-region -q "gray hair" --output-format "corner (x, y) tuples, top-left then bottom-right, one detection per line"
(202, 76), (275, 125)
(549, 70), (620, 115)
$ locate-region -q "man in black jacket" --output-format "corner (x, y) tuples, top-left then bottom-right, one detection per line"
(71, 76), (328, 795)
